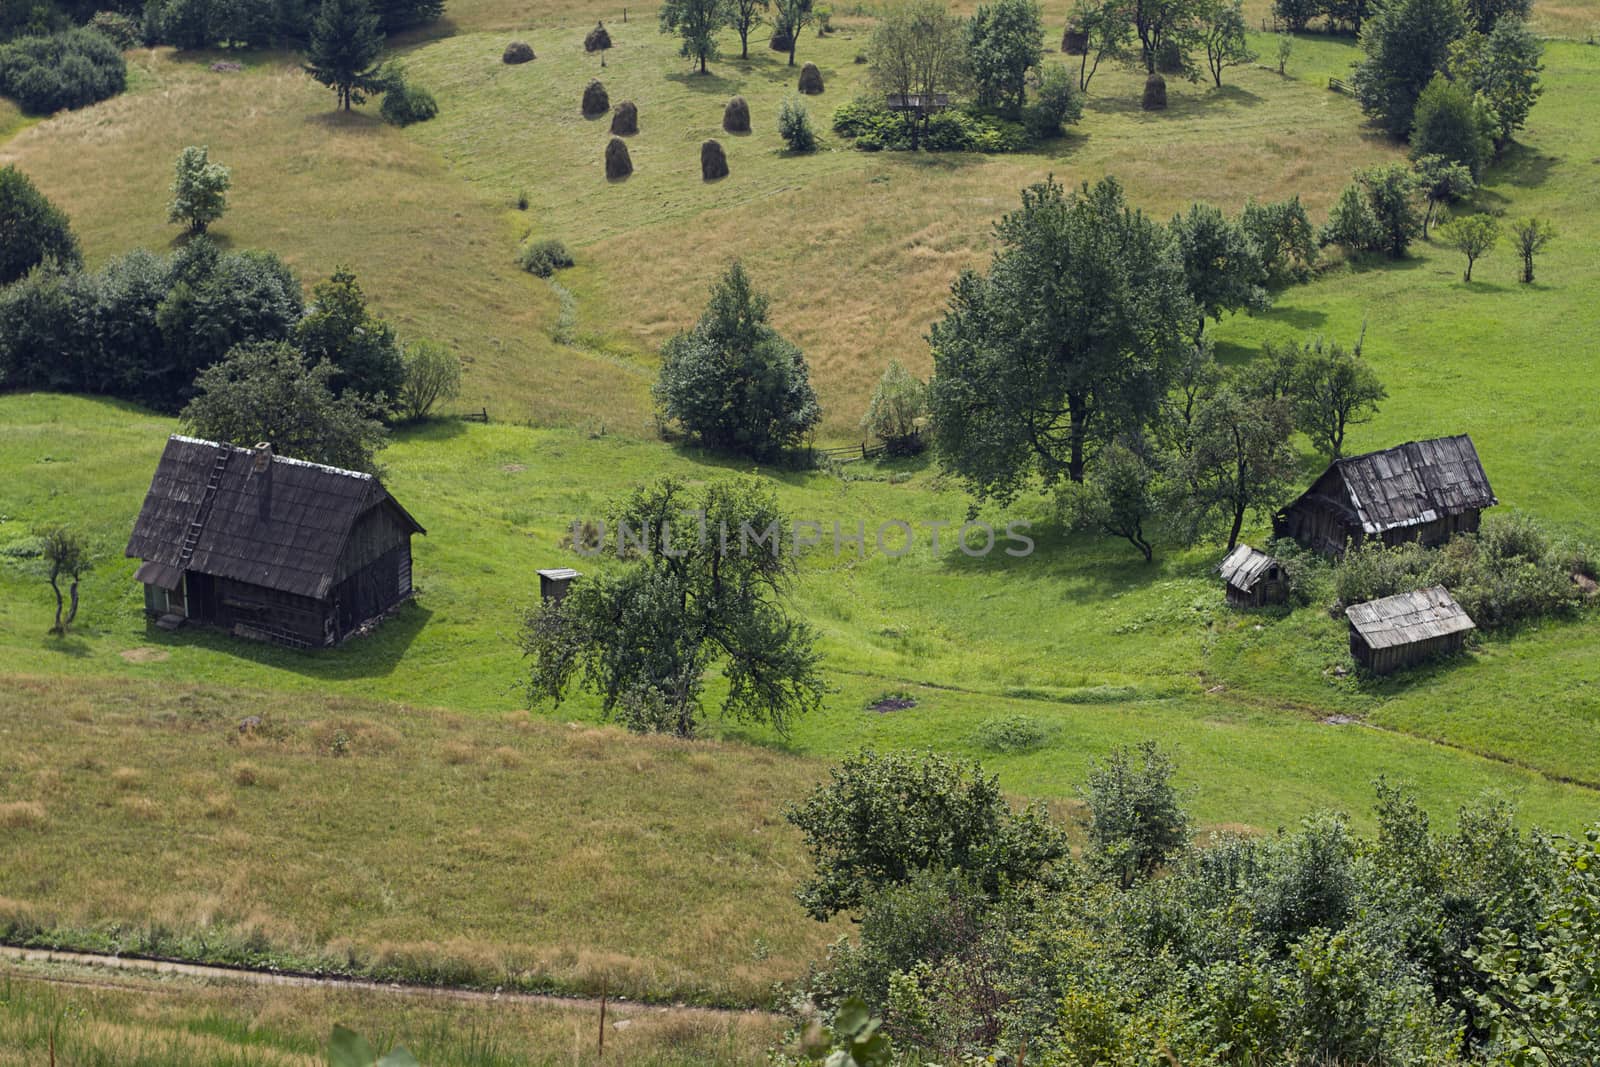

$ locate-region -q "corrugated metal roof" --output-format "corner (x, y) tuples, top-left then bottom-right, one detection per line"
(125, 436), (423, 600)
(1219, 544), (1278, 590)
(1346, 586), (1476, 649)
(1333, 436), (1496, 534)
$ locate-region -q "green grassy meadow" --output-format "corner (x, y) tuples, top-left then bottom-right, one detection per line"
(2, 0), (1600, 1021)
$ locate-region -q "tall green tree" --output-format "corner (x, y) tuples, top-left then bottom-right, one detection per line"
(1291, 338), (1386, 458)
(1079, 741), (1191, 889)
(730, 0), (768, 57)
(1510, 216), (1553, 284)
(1193, 0), (1254, 88)
(1129, 0), (1195, 75)
(1449, 17), (1542, 156)
(0, 165), (80, 286)
(1068, 0), (1132, 91)
(868, 0), (968, 150)
(1241, 196), (1318, 285)
(1412, 153), (1475, 238)
(1168, 383), (1295, 549)
(520, 477), (825, 740)
(1410, 72), (1491, 177)
(181, 341), (389, 472)
(653, 262), (821, 459)
(294, 267), (406, 407)
(659, 0), (732, 72)
(167, 145), (231, 235)
(966, 0), (1043, 116)
(305, 0), (385, 110)
(772, 0), (815, 65)
(1170, 201), (1268, 342)
(1060, 437), (1161, 560)
(861, 359), (929, 455)
(1351, 0), (1466, 138)
(41, 526), (90, 636)
(928, 177), (1195, 500)
(1438, 211), (1500, 281)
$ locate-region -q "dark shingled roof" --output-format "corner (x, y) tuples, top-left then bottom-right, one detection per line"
(126, 436), (423, 600)
(1326, 436), (1497, 535)
(1346, 586), (1476, 649)
(1219, 544), (1278, 590)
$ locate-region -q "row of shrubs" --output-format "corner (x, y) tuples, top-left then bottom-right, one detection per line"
(0, 26), (125, 113)
(832, 97), (1030, 153)
(1269, 512), (1593, 631)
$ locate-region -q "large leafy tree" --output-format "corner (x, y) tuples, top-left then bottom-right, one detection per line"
(1410, 73), (1491, 177)
(966, 0), (1043, 116)
(294, 267), (406, 408)
(868, 0), (968, 149)
(520, 476), (825, 740)
(181, 341), (389, 472)
(1079, 741), (1190, 889)
(654, 262), (821, 459)
(771, 0), (815, 65)
(0, 165), (80, 286)
(1170, 202), (1268, 342)
(1129, 0), (1195, 75)
(1059, 436), (1161, 560)
(1413, 153), (1475, 238)
(730, 0), (768, 57)
(660, 0), (732, 73)
(305, 0), (385, 110)
(928, 176), (1195, 502)
(1240, 196), (1318, 285)
(1193, 0), (1254, 88)
(167, 145), (231, 235)
(784, 748), (1068, 920)
(1351, 0), (1466, 138)
(1291, 338), (1386, 458)
(1068, 0), (1132, 91)
(1167, 383), (1295, 549)
(1449, 17), (1542, 156)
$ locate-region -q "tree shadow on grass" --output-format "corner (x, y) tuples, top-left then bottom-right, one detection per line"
(1492, 143), (1557, 189)
(305, 109), (386, 133)
(38, 636), (92, 658)
(665, 69), (739, 93)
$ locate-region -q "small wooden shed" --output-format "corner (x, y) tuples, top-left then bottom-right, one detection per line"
(125, 435), (424, 648)
(1274, 435), (1496, 557)
(1219, 544), (1288, 607)
(1345, 586), (1476, 674)
(538, 568), (580, 604)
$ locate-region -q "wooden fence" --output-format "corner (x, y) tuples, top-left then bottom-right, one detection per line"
(461, 408), (490, 423)
(1327, 76), (1353, 95)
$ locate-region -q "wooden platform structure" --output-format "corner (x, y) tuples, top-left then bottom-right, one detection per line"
(125, 436), (425, 648)
(1275, 435), (1497, 556)
(885, 92), (950, 114)
(1219, 543), (1288, 607)
(1345, 586), (1476, 674)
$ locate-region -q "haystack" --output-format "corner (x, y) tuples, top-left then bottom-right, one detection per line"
(582, 79), (610, 117)
(1062, 24), (1088, 54)
(605, 137), (632, 179)
(502, 40), (534, 63)
(723, 95), (751, 133)
(769, 29), (793, 52)
(585, 21), (612, 54)
(701, 139), (728, 180)
(610, 99), (638, 135)
(1142, 73), (1167, 110)
(798, 62), (823, 94)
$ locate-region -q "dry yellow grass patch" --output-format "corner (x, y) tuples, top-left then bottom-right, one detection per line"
(119, 796), (163, 822)
(0, 802), (46, 830)
(110, 766), (145, 791)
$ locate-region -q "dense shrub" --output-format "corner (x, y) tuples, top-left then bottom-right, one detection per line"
(0, 238), (302, 408)
(1409, 72), (1491, 177)
(777, 96), (816, 152)
(1333, 513), (1584, 629)
(0, 165), (80, 286)
(971, 715), (1055, 753)
(1021, 63), (1082, 140)
(516, 237), (573, 277)
(0, 28), (126, 113)
(833, 97), (1031, 153)
(1241, 196), (1319, 284)
(379, 68), (438, 126)
(861, 359), (928, 455)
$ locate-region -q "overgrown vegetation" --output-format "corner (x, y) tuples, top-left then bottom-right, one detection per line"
(0, 28), (125, 114)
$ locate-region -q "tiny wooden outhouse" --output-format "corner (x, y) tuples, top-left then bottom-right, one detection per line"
(1345, 586), (1476, 674)
(1219, 544), (1288, 607)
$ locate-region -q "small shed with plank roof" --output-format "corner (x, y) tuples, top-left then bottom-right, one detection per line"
(1219, 543), (1288, 607)
(1345, 585), (1476, 674)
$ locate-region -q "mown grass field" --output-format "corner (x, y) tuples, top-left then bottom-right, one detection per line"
(0, 960), (782, 1065)
(2, 0), (1600, 1018)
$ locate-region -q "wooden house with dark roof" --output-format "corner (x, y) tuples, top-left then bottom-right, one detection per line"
(1274, 435), (1496, 557)
(1219, 543), (1288, 607)
(1345, 586), (1476, 674)
(125, 436), (424, 648)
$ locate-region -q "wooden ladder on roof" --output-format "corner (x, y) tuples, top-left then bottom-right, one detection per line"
(178, 447), (232, 567)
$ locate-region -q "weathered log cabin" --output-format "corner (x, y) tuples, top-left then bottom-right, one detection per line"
(1274, 435), (1496, 556)
(1219, 543), (1288, 607)
(125, 436), (425, 648)
(1346, 586), (1476, 674)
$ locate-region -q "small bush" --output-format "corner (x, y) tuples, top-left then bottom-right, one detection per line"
(87, 11), (141, 48)
(0, 29), (127, 114)
(1022, 63), (1083, 141)
(581, 79), (609, 116)
(778, 97), (817, 152)
(517, 238), (574, 277)
(701, 138), (729, 180)
(502, 40), (534, 63)
(604, 137), (632, 179)
(724, 95), (751, 133)
(381, 78), (438, 126)
(798, 60), (824, 94)
(610, 99), (638, 135)
(972, 715), (1056, 754)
